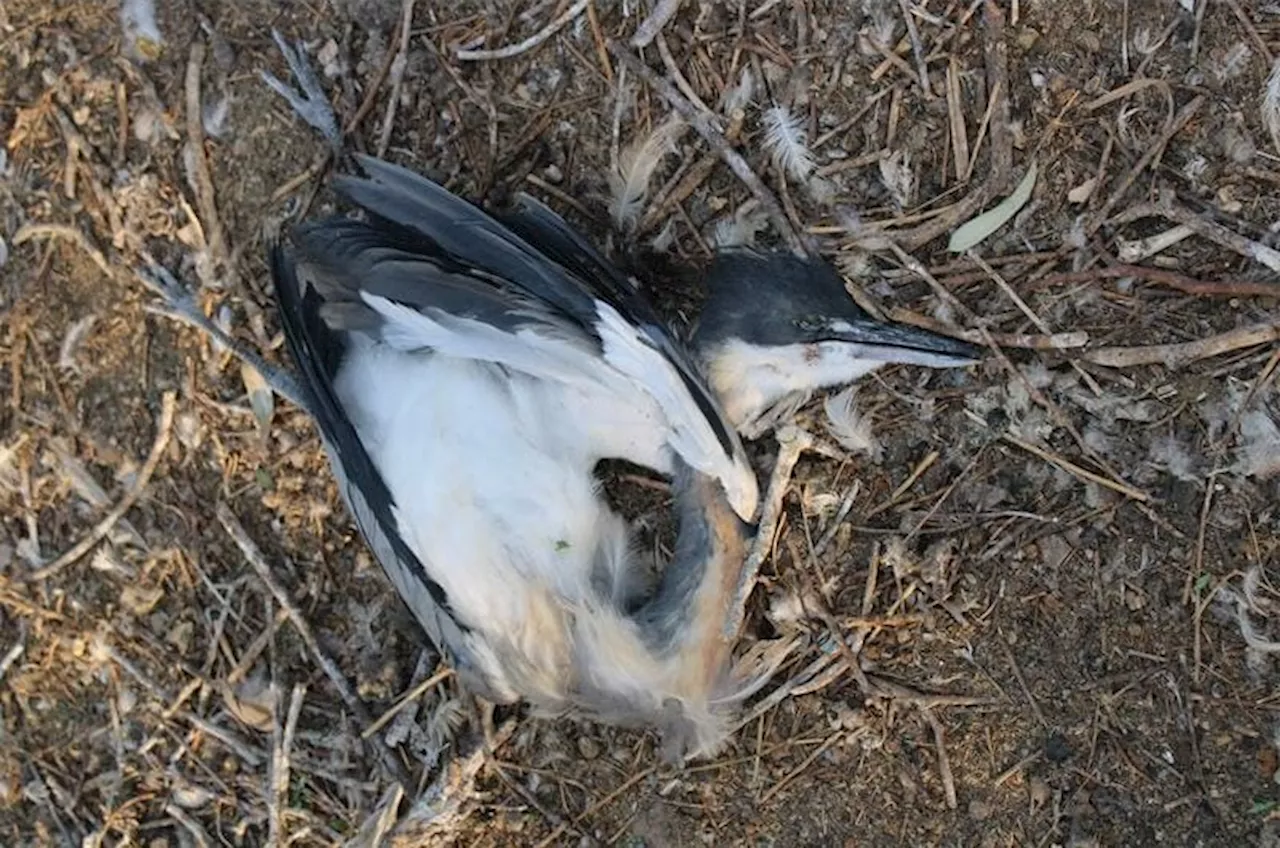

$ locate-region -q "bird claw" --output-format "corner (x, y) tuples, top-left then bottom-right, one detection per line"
(261, 28), (341, 151)
(136, 262), (202, 321)
(135, 261), (312, 412)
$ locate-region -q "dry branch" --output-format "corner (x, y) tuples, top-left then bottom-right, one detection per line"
(25, 392), (177, 582)
(1082, 322), (1280, 369)
(216, 503), (413, 790)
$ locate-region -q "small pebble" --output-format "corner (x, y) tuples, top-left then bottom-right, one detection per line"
(577, 737), (600, 759)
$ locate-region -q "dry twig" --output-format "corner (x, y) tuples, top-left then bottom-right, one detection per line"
(268, 684), (306, 847)
(1093, 97), (1203, 229)
(632, 0), (682, 47)
(896, 0), (932, 96)
(363, 668), (453, 739)
(1111, 199), (1280, 274)
(1031, 263), (1280, 299)
(888, 307), (1085, 350)
(457, 0), (589, 61)
(923, 708), (957, 810)
(1002, 432), (1149, 502)
(607, 41), (811, 256)
(25, 392), (177, 582)
(376, 0), (416, 158)
(184, 39), (229, 276)
(758, 730), (844, 804)
(1082, 322), (1280, 369)
(215, 502), (413, 790)
(531, 767), (656, 848)
(13, 223), (115, 280)
(730, 426), (814, 638)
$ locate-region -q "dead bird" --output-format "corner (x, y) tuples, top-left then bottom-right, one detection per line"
(142, 31), (976, 759)
(143, 152), (763, 759)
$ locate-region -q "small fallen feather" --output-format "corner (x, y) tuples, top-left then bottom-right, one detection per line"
(823, 387), (882, 461)
(241, 362), (275, 434)
(1265, 59), (1280, 156)
(610, 117), (685, 230)
(202, 96), (232, 139)
(721, 66), (755, 114)
(710, 201), (769, 248)
(877, 149), (916, 210)
(1236, 409), (1280, 479)
(762, 106), (815, 182)
(948, 161), (1038, 252)
(1212, 42), (1251, 84)
(57, 314), (98, 374)
(650, 218), (677, 252)
(1221, 567), (1280, 658)
(120, 0), (164, 61)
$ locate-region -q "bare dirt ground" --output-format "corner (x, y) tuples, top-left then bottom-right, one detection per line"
(2, 0), (1280, 845)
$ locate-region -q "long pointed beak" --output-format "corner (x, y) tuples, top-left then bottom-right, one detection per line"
(820, 317), (981, 368)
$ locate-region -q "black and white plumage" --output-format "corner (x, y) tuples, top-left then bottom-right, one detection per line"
(693, 249), (981, 438)
(270, 155), (760, 757)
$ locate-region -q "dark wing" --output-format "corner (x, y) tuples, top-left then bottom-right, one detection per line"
(324, 155), (746, 480)
(269, 234), (482, 684)
(334, 155), (602, 333)
(494, 189), (744, 466)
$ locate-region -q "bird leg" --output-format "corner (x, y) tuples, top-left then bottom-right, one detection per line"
(260, 29), (342, 152)
(136, 262), (312, 411)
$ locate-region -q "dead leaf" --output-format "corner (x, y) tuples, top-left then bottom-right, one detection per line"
(241, 362), (274, 434)
(120, 584), (164, 616)
(1067, 177), (1096, 204)
(220, 679), (276, 733)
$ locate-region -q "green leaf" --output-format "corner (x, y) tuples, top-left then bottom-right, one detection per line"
(948, 161), (1038, 252)
(1249, 798), (1278, 816)
(1194, 572), (1212, 595)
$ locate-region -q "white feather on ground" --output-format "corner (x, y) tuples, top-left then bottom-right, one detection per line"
(762, 106), (815, 182)
(1264, 58), (1280, 155)
(823, 387), (882, 461)
(1213, 42), (1251, 83)
(710, 200), (769, 248)
(878, 149), (916, 209)
(721, 66), (755, 114)
(1148, 434), (1199, 482)
(609, 117), (685, 230)
(120, 0), (164, 61)
(1214, 566), (1280, 682)
(203, 96), (232, 139)
(1236, 408), (1280, 478)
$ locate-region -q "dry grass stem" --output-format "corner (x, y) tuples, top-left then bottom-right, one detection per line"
(25, 392), (177, 582)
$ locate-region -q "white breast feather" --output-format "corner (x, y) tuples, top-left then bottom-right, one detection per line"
(332, 334), (732, 740)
